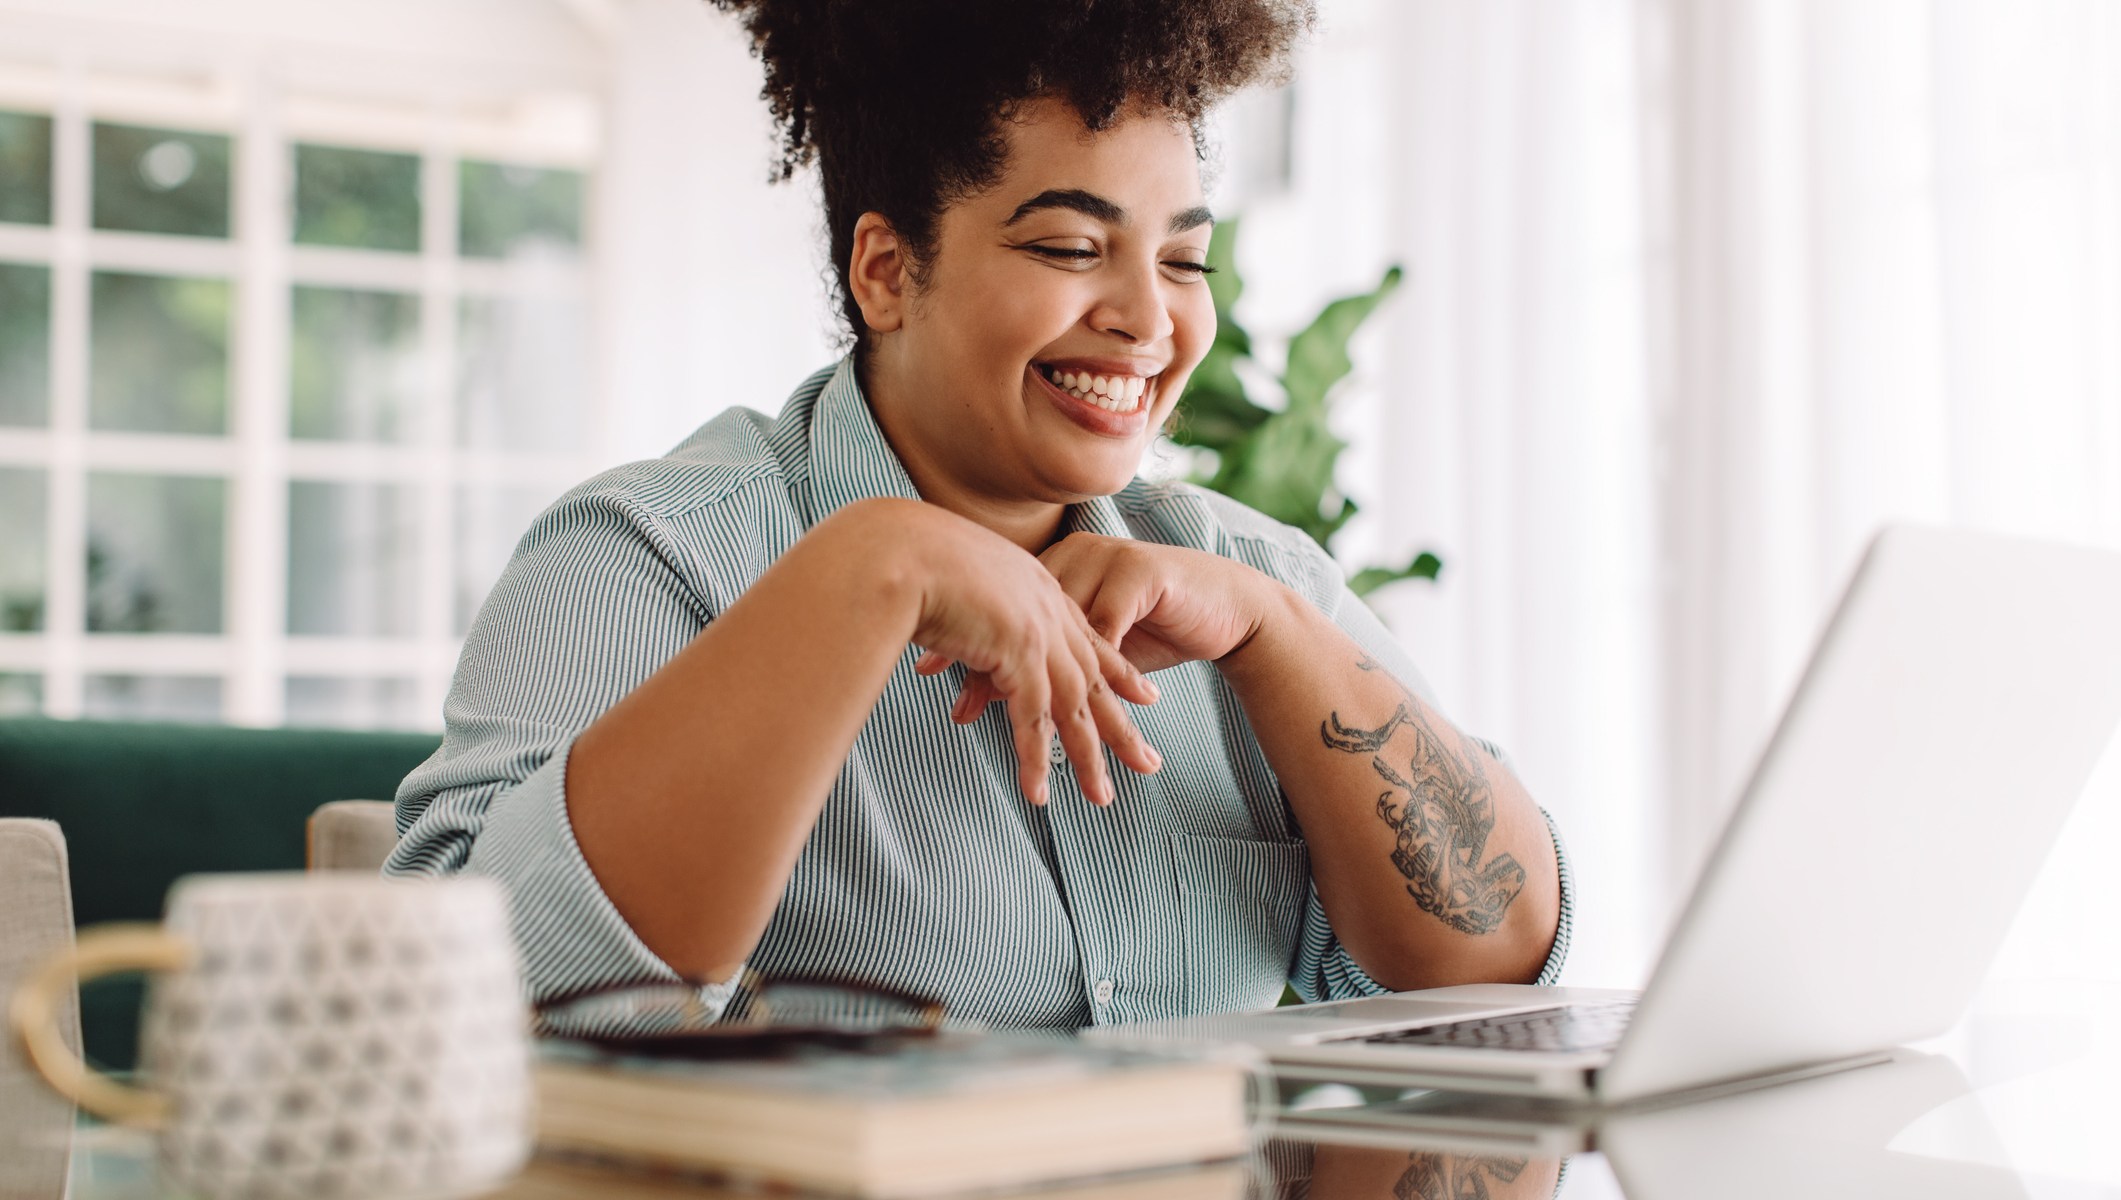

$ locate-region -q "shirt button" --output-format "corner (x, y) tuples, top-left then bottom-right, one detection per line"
(1093, 979), (1115, 1005)
(1048, 738), (1067, 765)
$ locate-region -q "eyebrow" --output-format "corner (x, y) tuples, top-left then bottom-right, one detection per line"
(1004, 188), (1215, 236)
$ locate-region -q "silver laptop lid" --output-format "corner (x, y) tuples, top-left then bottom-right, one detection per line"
(1598, 525), (2121, 1101)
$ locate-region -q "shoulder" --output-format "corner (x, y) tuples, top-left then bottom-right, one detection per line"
(536, 363), (838, 533)
(1112, 478), (1343, 612)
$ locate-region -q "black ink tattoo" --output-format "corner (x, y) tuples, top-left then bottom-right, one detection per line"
(1321, 660), (1526, 935)
(1394, 1154), (1528, 1200)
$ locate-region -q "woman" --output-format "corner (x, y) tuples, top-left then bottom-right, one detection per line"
(389, 0), (1570, 1029)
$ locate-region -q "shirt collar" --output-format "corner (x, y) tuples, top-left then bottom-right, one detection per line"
(1062, 489), (1136, 542)
(803, 355), (1138, 546)
(806, 356), (923, 526)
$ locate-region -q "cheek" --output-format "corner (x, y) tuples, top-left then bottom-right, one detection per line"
(946, 273), (1072, 368)
(1171, 288), (1218, 369)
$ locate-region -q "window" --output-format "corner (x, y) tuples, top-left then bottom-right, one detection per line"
(0, 55), (601, 731)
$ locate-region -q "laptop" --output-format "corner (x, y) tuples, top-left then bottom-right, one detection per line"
(1087, 525), (2121, 1104)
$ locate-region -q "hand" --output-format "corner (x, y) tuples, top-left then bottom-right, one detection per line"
(892, 506), (1163, 807)
(918, 532), (1275, 731)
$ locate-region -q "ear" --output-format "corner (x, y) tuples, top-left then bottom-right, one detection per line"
(848, 212), (907, 335)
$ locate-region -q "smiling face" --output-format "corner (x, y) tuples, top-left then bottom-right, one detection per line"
(855, 95), (1217, 529)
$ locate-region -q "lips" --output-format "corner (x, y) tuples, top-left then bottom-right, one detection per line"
(1026, 363), (1158, 437)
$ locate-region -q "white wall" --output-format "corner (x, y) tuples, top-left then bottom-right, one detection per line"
(595, 0), (834, 463)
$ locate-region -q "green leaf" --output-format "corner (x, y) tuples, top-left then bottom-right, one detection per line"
(1349, 550), (1444, 597)
(1214, 405), (1347, 548)
(1281, 265), (1402, 414)
(1205, 218), (1244, 316)
(1172, 339), (1270, 448)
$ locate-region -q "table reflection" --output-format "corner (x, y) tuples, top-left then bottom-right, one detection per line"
(1271, 1049), (2042, 1199)
(1261, 1141), (1564, 1200)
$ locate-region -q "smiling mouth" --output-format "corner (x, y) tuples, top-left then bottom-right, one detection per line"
(1035, 363), (1153, 415)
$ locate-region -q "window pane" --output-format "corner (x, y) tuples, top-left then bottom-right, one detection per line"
(0, 467), (44, 631)
(458, 160), (582, 258)
(293, 144), (421, 252)
(0, 262), (48, 426)
(286, 481), (419, 636)
(290, 286), (420, 442)
(89, 271), (230, 435)
(92, 122), (231, 238)
(0, 110), (53, 226)
(454, 484), (561, 634)
(82, 675), (221, 723)
(285, 676), (423, 731)
(456, 292), (589, 451)
(0, 673), (41, 716)
(86, 473), (225, 634)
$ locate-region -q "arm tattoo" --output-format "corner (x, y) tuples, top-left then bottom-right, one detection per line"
(1322, 657), (1526, 935)
(1395, 1154), (1528, 1200)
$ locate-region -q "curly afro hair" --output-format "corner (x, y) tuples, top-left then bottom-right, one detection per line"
(705, 0), (1314, 358)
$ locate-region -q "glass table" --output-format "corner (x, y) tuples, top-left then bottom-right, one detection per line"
(42, 980), (2121, 1199)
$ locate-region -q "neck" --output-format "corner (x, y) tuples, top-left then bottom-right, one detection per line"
(859, 353), (1069, 555)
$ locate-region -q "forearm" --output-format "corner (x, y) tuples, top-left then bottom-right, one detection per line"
(1218, 584), (1561, 990)
(565, 497), (925, 982)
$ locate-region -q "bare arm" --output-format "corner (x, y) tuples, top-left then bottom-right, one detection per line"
(1218, 584), (1561, 989)
(565, 497), (1158, 983)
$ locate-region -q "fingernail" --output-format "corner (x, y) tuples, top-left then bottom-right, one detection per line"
(1034, 783), (1049, 807)
(1143, 676), (1160, 701)
(1146, 744), (1163, 771)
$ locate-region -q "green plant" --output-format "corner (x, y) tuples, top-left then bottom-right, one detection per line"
(1172, 219), (1441, 596)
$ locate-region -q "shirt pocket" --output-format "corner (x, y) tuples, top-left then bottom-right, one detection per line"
(1169, 833), (1309, 1015)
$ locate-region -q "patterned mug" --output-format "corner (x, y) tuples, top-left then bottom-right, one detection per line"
(9, 872), (531, 1199)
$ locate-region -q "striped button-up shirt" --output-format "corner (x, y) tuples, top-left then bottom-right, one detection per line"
(387, 358), (1572, 1028)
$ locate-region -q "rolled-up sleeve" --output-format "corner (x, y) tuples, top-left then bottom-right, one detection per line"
(384, 485), (739, 1016)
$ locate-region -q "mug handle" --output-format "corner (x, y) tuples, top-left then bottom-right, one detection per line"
(8, 923), (192, 1125)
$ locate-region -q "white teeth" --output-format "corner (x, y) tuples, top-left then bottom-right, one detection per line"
(1041, 366), (1150, 414)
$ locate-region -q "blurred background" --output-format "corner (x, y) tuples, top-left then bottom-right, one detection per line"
(0, 0), (2116, 990)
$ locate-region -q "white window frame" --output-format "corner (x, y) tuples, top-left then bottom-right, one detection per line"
(0, 14), (609, 729)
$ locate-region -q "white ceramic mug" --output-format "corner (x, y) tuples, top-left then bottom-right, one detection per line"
(9, 872), (532, 1199)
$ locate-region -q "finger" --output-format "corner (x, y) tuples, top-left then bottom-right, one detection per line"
(998, 663), (1053, 807)
(1086, 668), (1161, 776)
(1082, 579), (1145, 651)
(951, 671), (997, 723)
(1041, 546), (1103, 615)
(1088, 623), (1160, 707)
(1048, 652), (1113, 807)
(914, 650), (951, 675)
(1074, 630), (1161, 776)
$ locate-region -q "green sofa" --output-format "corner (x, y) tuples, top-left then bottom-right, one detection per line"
(0, 718), (440, 1072)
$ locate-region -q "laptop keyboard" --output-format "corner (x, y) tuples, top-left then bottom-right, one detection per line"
(1332, 997), (1639, 1054)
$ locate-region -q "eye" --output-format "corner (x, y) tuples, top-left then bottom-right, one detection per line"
(1024, 245), (1098, 267)
(1161, 259), (1216, 279)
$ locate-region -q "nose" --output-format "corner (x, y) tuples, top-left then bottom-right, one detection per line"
(1088, 258), (1176, 346)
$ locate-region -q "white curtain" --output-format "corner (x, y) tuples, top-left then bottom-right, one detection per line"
(1272, 0), (2121, 986)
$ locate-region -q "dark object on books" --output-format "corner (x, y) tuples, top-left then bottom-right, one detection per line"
(533, 972), (948, 1058)
(533, 1030), (1254, 1198)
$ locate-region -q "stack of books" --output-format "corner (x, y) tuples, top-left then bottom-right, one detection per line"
(533, 1031), (1255, 1197)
